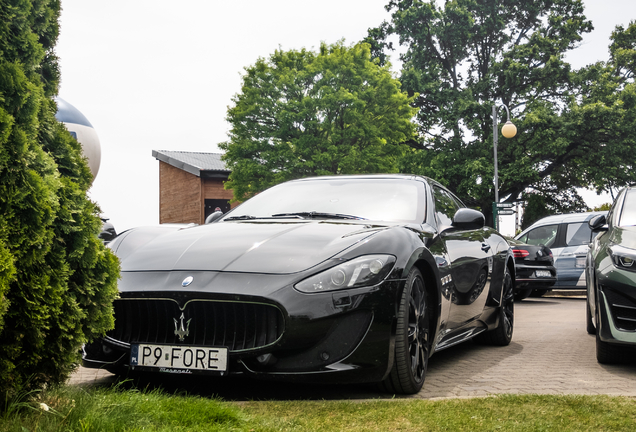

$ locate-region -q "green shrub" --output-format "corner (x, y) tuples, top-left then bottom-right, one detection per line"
(0, 0), (120, 402)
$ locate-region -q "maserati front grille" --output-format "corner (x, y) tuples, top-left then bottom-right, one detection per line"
(107, 298), (285, 352)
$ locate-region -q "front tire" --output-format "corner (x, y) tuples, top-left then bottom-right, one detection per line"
(380, 267), (429, 395)
(475, 266), (514, 346)
(595, 300), (633, 364)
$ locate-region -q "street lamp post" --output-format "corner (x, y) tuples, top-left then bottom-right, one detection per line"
(492, 103), (517, 231)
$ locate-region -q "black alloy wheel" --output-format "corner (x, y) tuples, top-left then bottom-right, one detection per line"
(475, 266), (514, 346)
(380, 267), (429, 395)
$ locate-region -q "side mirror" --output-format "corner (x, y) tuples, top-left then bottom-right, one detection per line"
(205, 211), (224, 224)
(98, 222), (117, 244)
(589, 214), (608, 231)
(452, 208), (485, 230)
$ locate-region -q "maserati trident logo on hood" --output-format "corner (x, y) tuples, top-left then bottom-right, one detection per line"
(182, 276), (194, 287)
(174, 313), (192, 342)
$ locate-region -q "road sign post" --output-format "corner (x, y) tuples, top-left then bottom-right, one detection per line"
(493, 202), (516, 230)
(492, 202), (499, 231)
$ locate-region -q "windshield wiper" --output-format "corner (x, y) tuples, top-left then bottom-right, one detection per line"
(224, 215), (257, 221)
(271, 212), (366, 220)
(226, 212), (366, 221)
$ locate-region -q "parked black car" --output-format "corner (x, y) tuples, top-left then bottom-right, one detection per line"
(586, 187), (636, 363)
(83, 174), (515, 394)
(516, 211), (607, 290)
(507, 238), (556, 301)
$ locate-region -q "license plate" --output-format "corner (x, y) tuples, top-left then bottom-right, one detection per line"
(535, 270), (551, 278)
(130, 344), (228, 372)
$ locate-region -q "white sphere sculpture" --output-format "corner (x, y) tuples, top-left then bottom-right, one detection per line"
(54, 97), (102, 180)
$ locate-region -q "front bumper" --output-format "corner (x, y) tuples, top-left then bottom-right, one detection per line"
(596, 270), (636, 346)
(83, 278), (403, 384)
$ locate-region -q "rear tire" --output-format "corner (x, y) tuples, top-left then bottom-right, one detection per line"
(475, 266), (514, 346)
(380, 267), (429, 395)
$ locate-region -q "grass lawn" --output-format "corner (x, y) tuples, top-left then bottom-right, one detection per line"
(1, 384), (635, 431)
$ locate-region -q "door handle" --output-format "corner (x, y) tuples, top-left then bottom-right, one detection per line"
(481, 243), (491, 252)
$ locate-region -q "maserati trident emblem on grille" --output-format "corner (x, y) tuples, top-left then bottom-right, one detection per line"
(182, 276), (194, 287)
(173, 313), (192, 342)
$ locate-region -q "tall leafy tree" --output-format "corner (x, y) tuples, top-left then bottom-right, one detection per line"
(368, 0), (636, 224)
(0, 0), (119, 399)
(220, 42), (417, 201)
(568, 21), (636, 200)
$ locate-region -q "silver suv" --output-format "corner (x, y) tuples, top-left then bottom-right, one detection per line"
(515, 211), (608, 290)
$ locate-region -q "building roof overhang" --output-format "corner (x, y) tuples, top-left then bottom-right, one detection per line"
(152, 150), (230, 178)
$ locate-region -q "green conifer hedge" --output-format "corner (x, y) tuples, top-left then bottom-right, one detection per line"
(0, 0), (120, 400)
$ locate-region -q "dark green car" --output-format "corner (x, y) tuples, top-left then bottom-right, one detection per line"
(586, 187), (636, 363)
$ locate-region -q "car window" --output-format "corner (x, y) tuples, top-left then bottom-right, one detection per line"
(565, 223), (592, 246)
(518, 224), (559, 247)
(619, 189), (636, 227)
(221, 178), (426, 223)
(432, 186), (461, 227)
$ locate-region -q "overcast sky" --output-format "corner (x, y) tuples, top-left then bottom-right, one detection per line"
(55, 1), (635, 235)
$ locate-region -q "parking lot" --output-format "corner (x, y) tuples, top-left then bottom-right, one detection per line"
(71, 295), (636, 400)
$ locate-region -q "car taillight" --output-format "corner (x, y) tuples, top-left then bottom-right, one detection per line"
(512, 249), (530, 258)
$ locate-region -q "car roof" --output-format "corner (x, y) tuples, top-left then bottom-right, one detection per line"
(518, 210), (608, 233)
(292, 173), (425, 182)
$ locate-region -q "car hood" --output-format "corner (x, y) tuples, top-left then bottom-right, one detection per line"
(610, 226), (636, 250)
(118, 221), (386, 274)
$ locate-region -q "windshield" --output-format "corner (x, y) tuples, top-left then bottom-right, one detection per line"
(221, 178), (426, 224)
(619, 189), (636, 227)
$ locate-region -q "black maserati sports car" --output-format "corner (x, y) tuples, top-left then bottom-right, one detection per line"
(83, 174), (515, 394)
(586, 186), (636, 363)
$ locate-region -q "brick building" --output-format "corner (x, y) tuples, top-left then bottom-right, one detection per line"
(152, 150), (235, 225)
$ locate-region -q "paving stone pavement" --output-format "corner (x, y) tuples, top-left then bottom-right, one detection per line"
(415, 295), (636, 399)
(69, 296), (636, 399)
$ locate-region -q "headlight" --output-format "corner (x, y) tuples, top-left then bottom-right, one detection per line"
(295, 255), (397, 293)
(609, 245), (636, 271)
